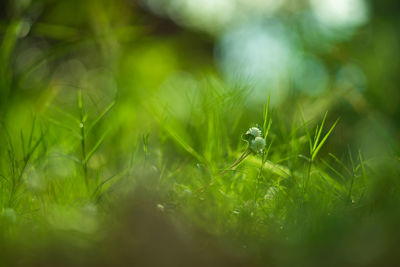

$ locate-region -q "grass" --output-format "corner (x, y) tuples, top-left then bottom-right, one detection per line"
(1, 80), (399, 266)
(1, 3), (400, 265)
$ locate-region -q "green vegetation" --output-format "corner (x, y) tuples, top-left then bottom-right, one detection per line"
(1, 0), (400, 266)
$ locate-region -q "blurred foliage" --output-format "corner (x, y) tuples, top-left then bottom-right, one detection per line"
(1, 0), (400, 266)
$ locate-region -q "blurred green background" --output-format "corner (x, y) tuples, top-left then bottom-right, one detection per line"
(1, 0), (399, 158)
(1, 0), (400, 266)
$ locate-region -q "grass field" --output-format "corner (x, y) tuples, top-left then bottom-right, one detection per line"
(1, 0), (400, 266)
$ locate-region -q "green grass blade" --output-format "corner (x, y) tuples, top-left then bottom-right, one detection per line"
(165, 124), (206, 164)
(86, 101), (115, 136)
(318, 172), (346, 195)
(312, 118), (339, 161)
(262, 140), (273, 163)
(329, 153), (352, 176)
(27, 117), (36, 151)
(77, 89), (83, 110)
(49, 105), (80, 124)
(264, 119), (272, 141)
(91, 170), (127, 200)
(85, 130), (109, 163)
(358, 150), (367, 186)
(298, 105), (313, 154)
(20, 130), (25, 157)
(348, 146), (355, 174)
(313, 111), (328, 152)
(247, 156), (291, 178)
(263, 92), (271, 134)
(321, 158), (346, 182)
(263, 160), (291, 178)
(313, 124), (319, 148)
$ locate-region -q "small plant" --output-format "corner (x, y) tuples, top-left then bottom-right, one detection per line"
(299, 109), (339, 193)
(244, 127), (266, 154)
(222, 95), (272, 174)
(221, 126), (266, 173)
(76, 89), (115, 191)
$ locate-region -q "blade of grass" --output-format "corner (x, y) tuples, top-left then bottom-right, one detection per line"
(329, 153), (352, 176)
(86, 101), (115, 136)
(298, 105), (313, 155)
(347, 146), (355, 203)
(321, 158), (346, 182)
(312, 118), (339, 161)
(85, 129), (109, 163)
(263, 92), (271, 135)
(313, 111), (328, 152)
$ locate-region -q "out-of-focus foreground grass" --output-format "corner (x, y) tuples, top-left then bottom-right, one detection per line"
(1, 0), (400, 266)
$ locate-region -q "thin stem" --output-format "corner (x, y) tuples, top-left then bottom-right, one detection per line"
(220, 148), (251, 174)
(230, 149), (251, 169)
(254, 151), (265, 205)
(305, 159), (312, 193)
(347, 146), (355, 204)
(78, 90), (88, 190)
(80, 119), (88, 189)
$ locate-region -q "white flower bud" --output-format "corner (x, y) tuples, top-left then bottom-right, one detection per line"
(250, 137), (266, 153)
(245, 127), (262, 140)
